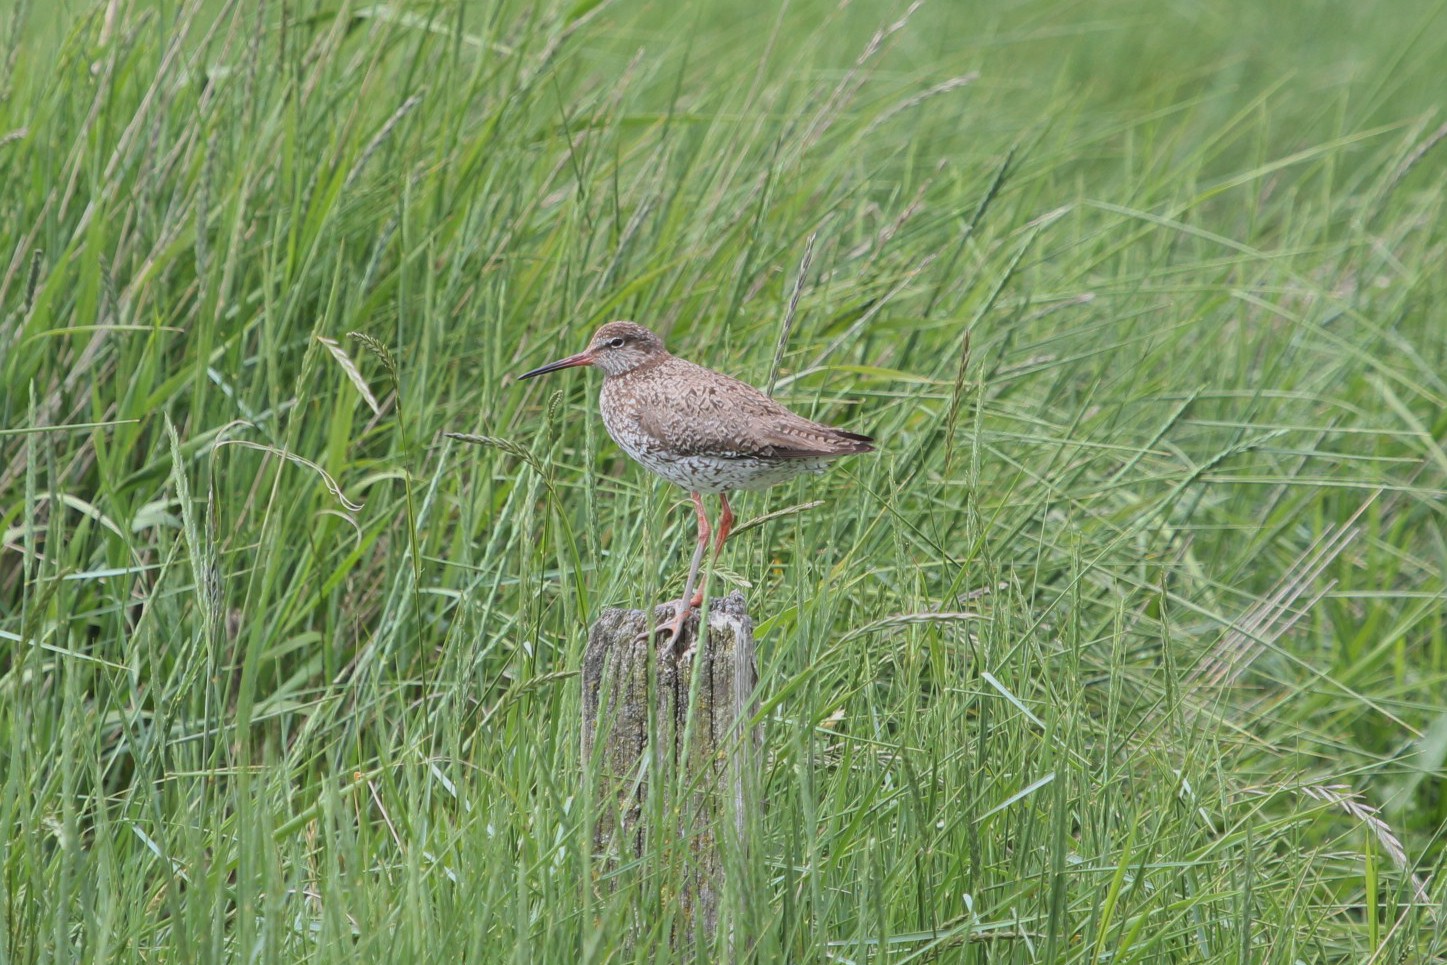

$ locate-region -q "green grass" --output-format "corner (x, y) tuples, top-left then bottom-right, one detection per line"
(2, 0), (1446, 960)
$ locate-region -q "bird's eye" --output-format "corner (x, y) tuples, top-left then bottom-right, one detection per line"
(609, 337), (626, 348)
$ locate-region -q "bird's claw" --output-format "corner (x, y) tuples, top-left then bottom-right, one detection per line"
(635, 600), (695, 653)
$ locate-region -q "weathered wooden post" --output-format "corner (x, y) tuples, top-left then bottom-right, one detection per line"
(581, 590), (760, 947)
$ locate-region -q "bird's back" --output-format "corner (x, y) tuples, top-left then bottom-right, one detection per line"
(599, 353), (872, 493)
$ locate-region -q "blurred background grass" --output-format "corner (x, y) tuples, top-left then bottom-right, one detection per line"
(2, 0), (1445, 960)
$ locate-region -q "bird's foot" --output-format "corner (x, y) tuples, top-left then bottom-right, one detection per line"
(636, 599), (695, 654)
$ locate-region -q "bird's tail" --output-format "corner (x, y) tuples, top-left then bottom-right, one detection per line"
(834, 429), (875, 452)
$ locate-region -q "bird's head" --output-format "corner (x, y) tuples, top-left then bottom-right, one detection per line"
(517, 321), (666, 380)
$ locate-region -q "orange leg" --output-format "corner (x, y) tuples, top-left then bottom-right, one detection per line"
(689, 493), (735, 607)
(662, 492), (711, 646)
(713, 493), (734, 556)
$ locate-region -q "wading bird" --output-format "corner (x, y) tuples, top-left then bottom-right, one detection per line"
(518, 321), (873, 646)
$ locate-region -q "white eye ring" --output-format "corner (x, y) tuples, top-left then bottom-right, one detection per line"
(609, 337), (625, 348)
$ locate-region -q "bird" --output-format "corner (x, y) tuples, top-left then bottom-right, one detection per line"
(517, 321), (874, 647)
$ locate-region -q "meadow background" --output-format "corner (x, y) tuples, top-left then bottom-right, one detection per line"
(2, 0), (1445, 960)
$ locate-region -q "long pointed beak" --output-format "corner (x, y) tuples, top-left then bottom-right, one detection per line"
(516, 350), (595, 381)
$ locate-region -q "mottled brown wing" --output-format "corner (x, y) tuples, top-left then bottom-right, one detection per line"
(637, 360), (873, 459)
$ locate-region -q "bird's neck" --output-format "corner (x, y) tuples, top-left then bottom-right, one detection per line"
(610, 352), (673, 381)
